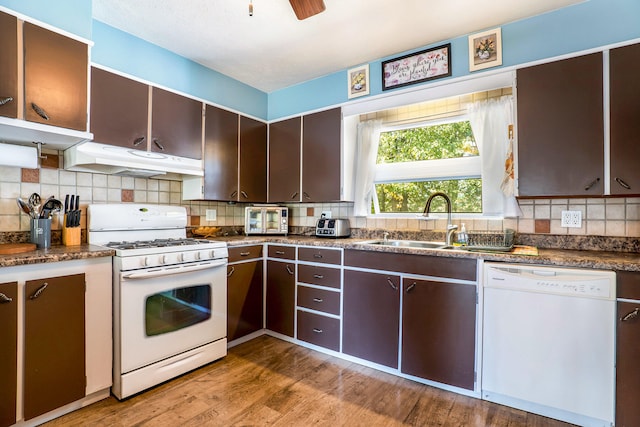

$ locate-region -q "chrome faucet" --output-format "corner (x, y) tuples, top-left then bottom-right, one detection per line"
(422, 192), (458, 246)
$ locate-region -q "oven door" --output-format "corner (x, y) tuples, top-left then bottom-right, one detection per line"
(118, 259), (227, 374)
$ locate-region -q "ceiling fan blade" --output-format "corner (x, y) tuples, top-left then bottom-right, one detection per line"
(289, 0), (326, 20)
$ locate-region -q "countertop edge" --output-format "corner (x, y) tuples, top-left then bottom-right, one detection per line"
(0, 244), (115, 268)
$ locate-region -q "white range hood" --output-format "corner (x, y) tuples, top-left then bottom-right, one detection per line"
(64, 141), (203, 179)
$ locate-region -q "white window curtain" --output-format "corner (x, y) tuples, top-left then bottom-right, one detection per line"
(353, 119), (382, 216)
(467, 96), (520, 217)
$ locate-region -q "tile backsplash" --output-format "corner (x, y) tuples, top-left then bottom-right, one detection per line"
(3, 165), (640, 240)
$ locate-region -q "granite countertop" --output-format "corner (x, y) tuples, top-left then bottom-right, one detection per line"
(0, 244), (115, 268)
(216, 235), (640, 272)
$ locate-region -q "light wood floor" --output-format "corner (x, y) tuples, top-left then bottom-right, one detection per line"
(45, 336), (574, 426)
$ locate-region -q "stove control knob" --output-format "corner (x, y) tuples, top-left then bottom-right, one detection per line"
(161, 255), (167, 264)
(143, 256), (151, 267)
(179, 253), (185, 262)
(195, 251), (201, 260)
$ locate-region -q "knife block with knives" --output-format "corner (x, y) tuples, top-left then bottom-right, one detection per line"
(62, 194), (81, 246)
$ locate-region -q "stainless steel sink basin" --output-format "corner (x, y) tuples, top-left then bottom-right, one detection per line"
(364, 239), (452, 249)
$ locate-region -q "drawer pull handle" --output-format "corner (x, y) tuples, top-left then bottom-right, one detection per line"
(312, 297), (324, 303)
(230, 190), (238, 198)
(133, 136), (145, 146)
(240, 191), (249, 199)
(0, 292), (12, 303)
(313, 254), (323, 259)
(387, 278), (398, 291)
(313, 274), (324, 279)
(31, 102), (49, 120)
(227, 266), (235, 277)
(290, 192), (298, 200)
(303, 192), (311, 200)
(312, 328), (323, 334)
(275, 250), (285, 255)
(406, 282), (416, 293)
(286, 265), (294, 275)
(615, 177), (631, 190)
(621, 308), (639, 322)
(0, 96), (14, 106)
(152, 138), (165, 151)
(240, 251), (251, 256)
(30, 282), (48, 300)
(584, 177), (600, 191)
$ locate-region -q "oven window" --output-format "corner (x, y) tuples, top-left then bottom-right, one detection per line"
(145, 284), (212, 336)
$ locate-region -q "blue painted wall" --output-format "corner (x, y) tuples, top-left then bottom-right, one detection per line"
(91, 21), (268, 119)
(268, 0), (640, 120)
(0, 0), (91, 39)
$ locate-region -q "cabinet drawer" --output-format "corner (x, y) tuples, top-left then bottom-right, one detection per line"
(228, 245), (263, 262)
(297, 310), (340, 351)
(298, 247), (341, 265)
(297, 264), (341, 289)
(268, 245), (295, 260)
(297, 285), (340, 315)
(618, 271), (640, 300)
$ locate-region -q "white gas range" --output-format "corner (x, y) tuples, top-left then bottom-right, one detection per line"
(88, 204), (228, 400)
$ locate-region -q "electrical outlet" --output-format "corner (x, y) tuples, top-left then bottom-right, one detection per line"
(560, 210), (582, 228)
(205, 209), (217, 221)
(321, 211), (332, 218)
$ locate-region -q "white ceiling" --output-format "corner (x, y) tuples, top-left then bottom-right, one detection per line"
(92, 0), (583, 93)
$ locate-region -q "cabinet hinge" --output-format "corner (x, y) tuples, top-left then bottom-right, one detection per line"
(476, 291), (478, 304)
(474, 371), (477, 382)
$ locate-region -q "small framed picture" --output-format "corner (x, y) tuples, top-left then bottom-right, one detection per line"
(469, 27), (502, 72)
(347, 64), (370, 98)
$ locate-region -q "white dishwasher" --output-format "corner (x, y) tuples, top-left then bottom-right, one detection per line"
(482, 263), (615, 427)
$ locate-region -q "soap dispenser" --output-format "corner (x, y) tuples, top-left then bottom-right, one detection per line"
(457, 223), (468, 245)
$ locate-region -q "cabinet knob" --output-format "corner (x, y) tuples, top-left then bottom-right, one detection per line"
(230, 190), (238, 198)
(240, 251), (251, 256)
(387, 277), (398, 291)
(303, 192), (311, 200)
(0, 292), (12, 303)
(621, 308), (639, 322)
(31, 102), (49, 120)
(584, 177), (600, 191)
(312, 297), (324, 303)
(29, 282), (48, 300)
(275, 250), (285, 255)
(133, 136), (146, 147)
(286, 265), (294, 275)
(615, 177), (632, 190)
(227, 266), (235, 277)
(406, 282), (416, 293)
(313, 274), (324, 279)
(153, 139), (165, 151)
(240, 191), (249, 199)
(290, 192), (299, 200)
(312, 328), (323, 334)
(0, 96), (14, 106)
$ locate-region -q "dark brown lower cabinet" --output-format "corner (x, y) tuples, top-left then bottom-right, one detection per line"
(227, 260), (264, 342)
(342, 270), (400, 368)
(617, 300), (640, 426)
(0, 282), (18, 427)
(24, 274), (85, 421)
(266, 260), (295, 337)
(401, 278), (476, 390)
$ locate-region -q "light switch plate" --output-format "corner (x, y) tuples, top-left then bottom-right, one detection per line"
(561, 210), (582, 228)
(205, 209), (217, 221)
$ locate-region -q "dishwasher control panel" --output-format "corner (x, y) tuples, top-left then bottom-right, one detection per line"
(484, 263), (615, 299)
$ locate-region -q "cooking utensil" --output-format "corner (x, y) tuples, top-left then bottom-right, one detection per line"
(73, 195), (80, 227)
(17, 198), (34, 218)
(39, 198), (62, 219)
(28, 192), (41, 214)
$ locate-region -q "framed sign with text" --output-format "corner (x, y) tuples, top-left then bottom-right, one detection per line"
(382, 43), (451, 91)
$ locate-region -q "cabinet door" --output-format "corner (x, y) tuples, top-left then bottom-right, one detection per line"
(24, 274), (85, 421)
(151, 87), (202, 159)
(239, 116), (267, 202)
(23, 23), (88, 131)
(227, 260), (263, 342)
(266, 260), (295, 337)
(0, 282), (17, 427)
(302, 108), (342, 202)
(90, 67), (149, 149)
(617, 300), (640, 427)
(610, 43), (640, 195)
(401, 278), (476, 390)
(204, 105), (239, 200)
(517, 53), (603, 197)
(269, 117), (301, 202)
(0, 11), (18, 119)
(343, 269), (400, 368)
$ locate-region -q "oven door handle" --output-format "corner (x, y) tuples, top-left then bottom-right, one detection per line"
(121, 259), (228, 280)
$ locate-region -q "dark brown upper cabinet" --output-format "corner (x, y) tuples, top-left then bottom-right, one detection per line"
(203, 105), (239, 200)
(151, 87), (203, 159)
(268, 116), (301, 203)
(517, 53), (604, 197)
(23, 22), (88, 131)
(239, 116), (267, 202)
(0, 11), (18, 120)
(302, 108), (342, 202)
(610, 43), (640, 195)
(90, 67), (149, 149)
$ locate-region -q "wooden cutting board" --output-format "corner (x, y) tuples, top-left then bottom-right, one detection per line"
(0, 243), (37, 254)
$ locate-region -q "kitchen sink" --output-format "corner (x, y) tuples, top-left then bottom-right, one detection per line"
(364, 239), (452, 250)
